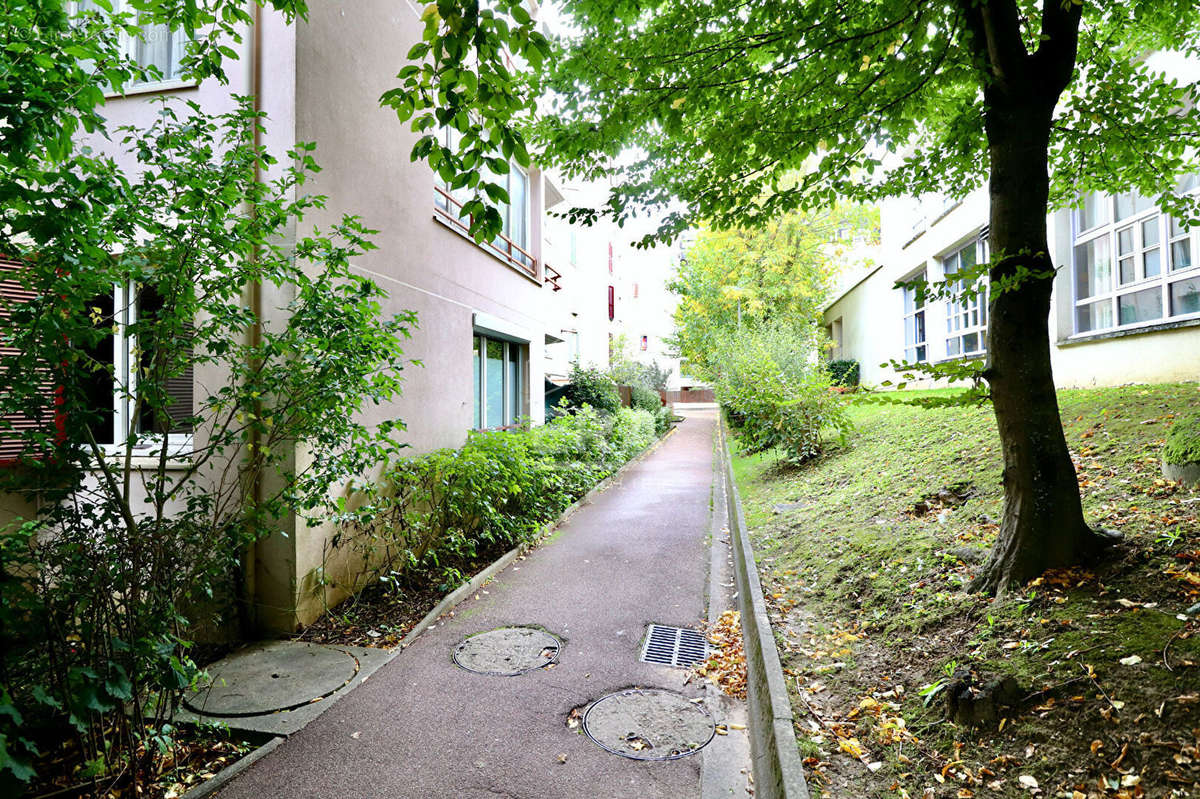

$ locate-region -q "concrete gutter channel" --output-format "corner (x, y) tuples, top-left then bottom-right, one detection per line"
(718, 420), (810, 799)
(182, 424), (680, 798)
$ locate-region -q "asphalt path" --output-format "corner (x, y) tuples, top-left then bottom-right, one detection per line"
(216, 407), (719, 799)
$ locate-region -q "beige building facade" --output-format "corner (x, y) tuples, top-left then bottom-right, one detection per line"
(824, 182), (1200, 390)
(11, 1), (575, 633)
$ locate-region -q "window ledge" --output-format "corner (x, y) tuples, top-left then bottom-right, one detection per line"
(1059, 315), (1200, 347)
(432, 212), (541, 285)
(105, 78), (199, 99)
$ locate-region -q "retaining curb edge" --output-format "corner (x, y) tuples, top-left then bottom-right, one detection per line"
(719, 420), (809, 799)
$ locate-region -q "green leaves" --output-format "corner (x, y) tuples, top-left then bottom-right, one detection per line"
(0, 87), (410, 790)
(382, 0), (548, 240)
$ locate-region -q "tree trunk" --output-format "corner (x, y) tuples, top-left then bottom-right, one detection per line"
(969, 97), (1116, 595)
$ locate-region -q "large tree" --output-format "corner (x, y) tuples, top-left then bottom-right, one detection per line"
(392, 0), (1200, 593)
(670, 204), (878, 378)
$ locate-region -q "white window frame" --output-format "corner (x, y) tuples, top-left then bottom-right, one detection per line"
(1071, 188), (1200, 336)
(99, 282), (194, 457)
(901, 268), (927, 363)
(74, 0), (196, 95)
(942, 237), (989, 359)
(473, 334), (525, 431)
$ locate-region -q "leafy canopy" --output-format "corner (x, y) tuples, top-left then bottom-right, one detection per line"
(670, 204), (878, 379)
(396, 0), (1200, 243)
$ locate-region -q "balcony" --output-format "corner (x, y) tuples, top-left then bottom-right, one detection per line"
(434, 186), (536, 279)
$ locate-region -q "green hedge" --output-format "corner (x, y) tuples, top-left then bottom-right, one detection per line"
(330, 406), (659, 590)
(715, 324), (852, 463)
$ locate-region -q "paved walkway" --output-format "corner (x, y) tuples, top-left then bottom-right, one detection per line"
(216, 408), (740, 799)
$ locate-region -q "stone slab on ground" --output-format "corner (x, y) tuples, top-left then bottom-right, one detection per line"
(174, 643), (392, 737)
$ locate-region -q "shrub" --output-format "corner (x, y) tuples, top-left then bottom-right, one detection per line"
(608, 408), (657, 461)
(1164, 414), (1200, 465)
(329, 404), (664, 593)
(713, 324), (852, 463)
(630, 385), (662, 414)
(563, 363), (621, 414)
(828, 359), (860, 387)
(653, 405), (673, 436)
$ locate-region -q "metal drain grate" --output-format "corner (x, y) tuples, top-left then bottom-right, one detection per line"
(640, 624), (709, 667)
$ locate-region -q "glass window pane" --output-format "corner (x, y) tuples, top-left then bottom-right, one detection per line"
(962, 332), (978, 353)
(1076, 300), (1114, 333)
(136, 23), (184, 81)
(1142, 218), (1160, 247)
(473, 336), (482, 429)
(509, 170), (528, 251)
(1076, 192), (1109, 231)
(1117, 287), (1162, 325)
(486, 339), (504, 428)
(1118, 257), (1136, 284)
(915, 310), (925, 344)
(507, 344), (521, 425)
(1171, 239), (1192, 271)
(946, 337), (960, 357)
(1143, 249), (1161, 278)
(1115, 193), (1135, 221)
(1170, 276), (1200, 316)
(1116, 227), (1134, 255)
(915, 345), (926, 362)
(958, 243), (977, 270)
(1170, 216), (1188, 238)
(1074, 236), (1111, 299)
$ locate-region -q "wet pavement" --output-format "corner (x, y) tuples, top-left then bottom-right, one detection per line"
(215, 407), (740, 799)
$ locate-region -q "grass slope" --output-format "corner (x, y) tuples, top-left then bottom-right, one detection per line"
(732, 382), (1200, 799)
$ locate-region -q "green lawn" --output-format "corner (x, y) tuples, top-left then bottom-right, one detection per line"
(732, 382), (1200, 798)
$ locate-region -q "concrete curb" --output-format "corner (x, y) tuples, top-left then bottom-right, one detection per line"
(394, 423), (681, 652)
(181, 736), (283, 799)
(719, 420), (809, 799)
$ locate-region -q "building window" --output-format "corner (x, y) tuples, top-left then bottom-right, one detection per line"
(640, 335), (648, 351)
(472, 334), (524, 430)
(607, 285), (615, 321)
(84, 283), (194, 449)
(1072, 188), (1200, 334)
(901, 269), (927, 363)
(943, 238), (988, 358)
(433, 127), (534, 275)
(77, 1), (190, 87)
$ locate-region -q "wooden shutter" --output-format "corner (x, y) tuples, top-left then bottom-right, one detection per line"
(0, 256), (58, 464)
(608, 285), (615, 321)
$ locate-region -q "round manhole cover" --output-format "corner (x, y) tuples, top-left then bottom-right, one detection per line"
(582, 688), (716, 761)
(452, 627), (561, 676)
(183, 642), (359, 717)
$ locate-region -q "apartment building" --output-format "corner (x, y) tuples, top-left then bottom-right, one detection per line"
(1, 1), (571, 632)
(824, 180), (1200, 389)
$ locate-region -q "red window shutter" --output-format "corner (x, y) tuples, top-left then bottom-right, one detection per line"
(607, 242), (613, 274)
(0, 256), (59, 464)
(607, 285), (615, 321)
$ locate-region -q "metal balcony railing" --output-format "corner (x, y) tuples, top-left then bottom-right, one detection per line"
(434, 185), (536, 278)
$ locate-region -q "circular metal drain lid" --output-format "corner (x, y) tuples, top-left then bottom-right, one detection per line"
(183, 642), (359, 717)
(452, 627), (561, 676)
(582, 688), (716, 761)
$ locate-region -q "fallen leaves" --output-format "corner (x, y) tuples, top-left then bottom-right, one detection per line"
(692, 609), (748, 699)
